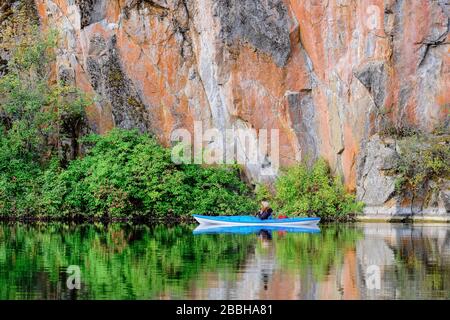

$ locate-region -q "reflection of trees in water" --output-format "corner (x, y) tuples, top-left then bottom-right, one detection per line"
(274, 224), (363, 281)
(246, 225), (363, 300)
(0, 223), (255, 299)
(357, 224), (450, 299)
(1, 223), (448, 300)
(386, 226), (450, 299)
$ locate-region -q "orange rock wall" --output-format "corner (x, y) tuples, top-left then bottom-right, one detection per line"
(34, 0), (449, 189)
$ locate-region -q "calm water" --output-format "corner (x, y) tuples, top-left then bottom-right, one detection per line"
(0, 222), (449, 300)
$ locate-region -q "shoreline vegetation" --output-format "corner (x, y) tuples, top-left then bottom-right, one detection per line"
(0, 29), (364, 222)
(0, 210), (361, 223)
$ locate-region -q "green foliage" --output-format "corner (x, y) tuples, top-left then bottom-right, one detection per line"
(380, 120), (422, 139)
(390, 133), (450, 195)
(0, 27), (89, 216)
(255, 183), (272, 203)
(0, 27), (88, 160)
(0, 23), (256, 219)
(18, 129), (257, 218)
(273, 159), (364, 219)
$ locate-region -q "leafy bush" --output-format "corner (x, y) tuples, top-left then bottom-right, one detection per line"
(273, 159), (364, 219)
(37, 129), (257, 218)
(0, 27), (88, 160)
(379, 120), (422, 138)
(255, 183), (272, 203)
(390, 133), (450, 195)
(0, 27), (89, 216)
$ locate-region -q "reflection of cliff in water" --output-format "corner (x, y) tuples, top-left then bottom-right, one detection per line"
(357, 223), (450, 300)
(192, 230), (278, 300)
(188, 226), (363, 299)
(1, 223), (449, 299)
(188, 224), (450, 300)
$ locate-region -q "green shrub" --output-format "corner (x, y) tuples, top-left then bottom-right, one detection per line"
(273, 159), (364, 219)
(390, 133), (450, 195)
(37, 129), (257, 218)
(255, 183), (272, 203)
(0, 27), (89, 217)
(380, 121), (421, 138)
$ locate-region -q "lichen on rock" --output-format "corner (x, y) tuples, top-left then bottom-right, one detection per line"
(75, 0), (106, 29)
(86, 35), (149, 133)
(213, 0), (291, 67)
(0, 0), (38, 75)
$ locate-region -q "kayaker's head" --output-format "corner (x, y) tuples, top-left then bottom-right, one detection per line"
(261, 200), (270, 210)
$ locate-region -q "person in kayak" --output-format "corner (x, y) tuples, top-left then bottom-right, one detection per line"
(256, 201), (273, 220)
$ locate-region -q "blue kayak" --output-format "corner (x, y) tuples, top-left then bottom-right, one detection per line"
(193, 225), (321, 235)
(193, 214), (320, 227)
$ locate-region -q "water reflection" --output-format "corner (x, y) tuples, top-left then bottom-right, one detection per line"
(0, 222), (449, 300)
(193, 225), (321, 235)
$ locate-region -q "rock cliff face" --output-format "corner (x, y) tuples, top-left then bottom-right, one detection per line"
(1, 1), (39, 76)
(4, 1), (450, 214)
(356, 134), (450, 216)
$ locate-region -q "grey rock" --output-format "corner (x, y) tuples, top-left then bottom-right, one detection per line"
(441, 190), (450, 213)
(354, 61), (388, 108)
(86, 35), (149, 133)
(213, 0), (291, 67)
(438, 181), (450, 213)
(437, 0), (450, 17)
(357, 134), (450, 216)
(58, 66), (75, 85)
(75, 0), (107, 29)
(285, 90), (318, 162)
(357, 134), (398, 207)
